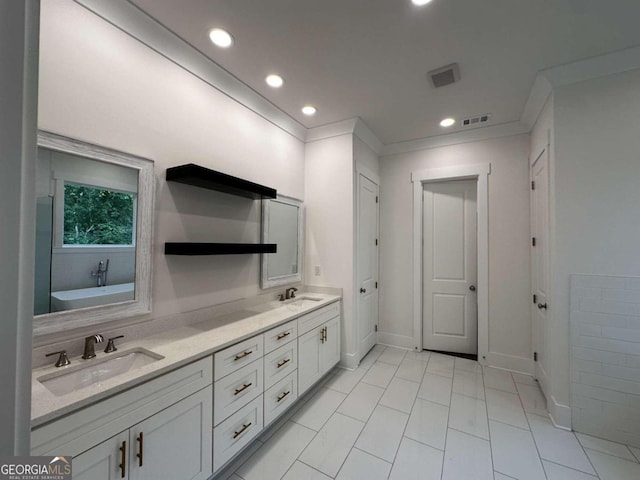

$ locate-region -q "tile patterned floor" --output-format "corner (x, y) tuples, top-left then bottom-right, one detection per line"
(220, 345), (640, 480)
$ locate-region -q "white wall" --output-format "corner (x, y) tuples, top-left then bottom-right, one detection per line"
(38, 1), (305, 322)
(354, 136), (380, 175)
(0, 0), (39, 455)
(548, 68), (640, 416)
(304, 134), (356, 364)
(379, 135), (532, 367)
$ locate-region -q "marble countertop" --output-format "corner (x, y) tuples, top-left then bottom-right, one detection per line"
(31, 293), (341, 428)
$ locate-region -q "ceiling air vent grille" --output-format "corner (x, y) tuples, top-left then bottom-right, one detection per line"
(427, 63), (460, 88)
(461, 114), (491, 127)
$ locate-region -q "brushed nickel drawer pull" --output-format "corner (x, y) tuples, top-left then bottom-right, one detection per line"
(234, 382), (253, 395)
(277, 390), (291, 402)
(119, 440), (126, 478)
(233, 422), (252, 439)
(136, 432), (144, 467)
(276, 358), (291, 368)
(276, 331), (291, 340)
(234, 350), (253, 361)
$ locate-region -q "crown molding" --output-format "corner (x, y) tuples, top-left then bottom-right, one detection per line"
(542, 43), (640, 88)
(353, 118), (383, 155)
(305, 118), (358, 143)
(74, 0), (307, 141)
(520, 74), (552, 130)
(381, 121), (529, 157)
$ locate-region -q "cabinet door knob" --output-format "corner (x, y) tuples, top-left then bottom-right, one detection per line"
(469, 285), (476, 292)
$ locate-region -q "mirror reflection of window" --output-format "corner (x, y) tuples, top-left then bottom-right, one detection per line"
(34, 147), (139, 315)
(63, 183), (136, 246)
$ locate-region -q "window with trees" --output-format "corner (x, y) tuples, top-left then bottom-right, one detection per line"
(63, 182), (136, 246)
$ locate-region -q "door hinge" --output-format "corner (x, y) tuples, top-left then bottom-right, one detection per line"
(375, 238), (378, 246)
(532, 237), (536, 247)
(375, 325), (378, 332)
(376, 196), (379, 203)
(534, 352), (538, 362)
(375, 281), (378, 288)
(531, 180), (535, 190)
(533, 294), (537, 304)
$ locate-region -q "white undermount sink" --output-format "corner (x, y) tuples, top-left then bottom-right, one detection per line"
(285, 296), (323, 309)
(38, 348), (164, 397)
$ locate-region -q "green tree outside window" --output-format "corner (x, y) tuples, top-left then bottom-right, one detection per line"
(63, 183), (135, 245)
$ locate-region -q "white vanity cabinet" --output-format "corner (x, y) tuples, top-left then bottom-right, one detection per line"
(73, 386), (212, 480)
(31, 357), (213, 480)
(297, 303), (341, 395)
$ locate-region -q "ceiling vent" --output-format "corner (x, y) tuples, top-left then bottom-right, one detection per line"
(427, 63), (460, 88)
(461, 114), (491, 127)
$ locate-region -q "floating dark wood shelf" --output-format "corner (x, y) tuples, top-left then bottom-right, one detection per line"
(166, 163), (277, 199)
(164, 242), (277, 256)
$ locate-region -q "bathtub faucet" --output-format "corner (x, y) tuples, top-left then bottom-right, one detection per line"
(91, 259), (110, 287)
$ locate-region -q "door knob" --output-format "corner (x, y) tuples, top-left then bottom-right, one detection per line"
(469, 285), (476, 292)
(360, 287), (366, 294)
(537, 303), (547, 310)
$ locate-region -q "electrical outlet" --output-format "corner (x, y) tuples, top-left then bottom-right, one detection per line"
(314, 265), (321, 276)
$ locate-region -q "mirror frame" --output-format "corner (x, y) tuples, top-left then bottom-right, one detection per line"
(261, 195), (304, 289)
(34, 131), (155, 337)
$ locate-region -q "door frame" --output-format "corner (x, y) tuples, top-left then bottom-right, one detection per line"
(412, 164), (490, 364)
(529, 145), (550, 396)
(355, 165), (380, 366)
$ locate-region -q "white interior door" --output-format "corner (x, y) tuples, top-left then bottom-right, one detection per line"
(423, 180), (478, 355)
(531, 149), (550, 396)
(357, 172), (379, 361)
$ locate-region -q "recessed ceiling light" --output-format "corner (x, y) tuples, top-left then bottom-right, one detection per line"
(209, 28), (233, 48)
(265, 74), (284, 88)
(302, 105), (317, 116)
(412, 0), (433, 6)
(440, 117), (455, 127)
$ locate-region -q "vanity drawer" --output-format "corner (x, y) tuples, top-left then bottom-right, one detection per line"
(264, 320), (297, 353)
(214, 334), (264, 380)
(213, 395), (263, 473)
(214, 358), (263, 426)
(264, 341), (297, 389)
(297, 301), (340, 335)
(264, 372), (298, 427)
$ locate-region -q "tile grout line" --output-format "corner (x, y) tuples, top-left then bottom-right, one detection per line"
(513, 371), (550, 480)
(542, 458), (600, 479)
(476, 363), (495, 479)
(438, 354), (456, 480)
(385, 355), (426, 480)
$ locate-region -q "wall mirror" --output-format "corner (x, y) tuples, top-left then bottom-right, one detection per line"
(261, 196), (304, 288)
(34, 131), (155, 337)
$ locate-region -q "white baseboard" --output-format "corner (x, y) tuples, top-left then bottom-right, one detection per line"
(377, 332), (414, 350)
(548, 395), (572, 430)
(485, 352), (534, 375)
(340, 351), (359, 371)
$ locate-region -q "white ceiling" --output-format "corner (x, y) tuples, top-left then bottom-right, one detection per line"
(129, 0), (640, 145)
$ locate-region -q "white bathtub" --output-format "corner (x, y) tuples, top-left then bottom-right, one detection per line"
(51, 282), (135, 311)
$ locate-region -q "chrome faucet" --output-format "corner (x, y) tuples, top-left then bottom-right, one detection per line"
(285, 287), (298, 300)
(82, 334), (104, 359)
(91, 259), (110, 287)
